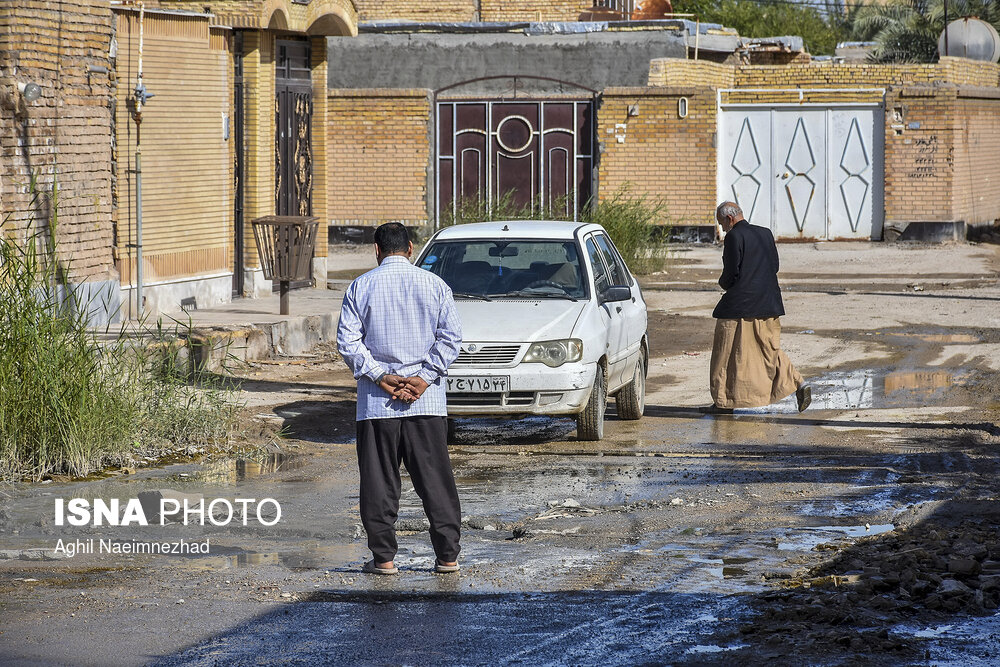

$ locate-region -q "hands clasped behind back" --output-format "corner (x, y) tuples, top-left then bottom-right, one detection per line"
(378, 374), (431, 403)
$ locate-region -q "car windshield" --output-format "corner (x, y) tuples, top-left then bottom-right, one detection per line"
(418, 239), (586, 299)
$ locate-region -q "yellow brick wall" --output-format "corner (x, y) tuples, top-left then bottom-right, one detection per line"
(648, 59), (735, 88)
(355, 0), (476, 22)
(480, 0), (593, 21)
(734, 58), (1000, 89)
(240, 29), (275, 270)
(883, 88), (956, 225)
(0, 0), (116, 282)
(327, 89), (432, 226)
(114, 9), (232, 285)
(598, 87), (718, 226)
(951, 91), (1000, 225)
(311, 35), (329, 259)
(154, 0), (357, 34)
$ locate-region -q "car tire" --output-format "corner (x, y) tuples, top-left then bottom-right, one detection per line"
(616, 356), (646, 420)
(577, 366), (606, 441)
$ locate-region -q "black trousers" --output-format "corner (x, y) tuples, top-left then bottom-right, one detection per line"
(356, 416), (461, 564)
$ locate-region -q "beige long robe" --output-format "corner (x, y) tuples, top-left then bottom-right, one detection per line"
(710, 317), (803, 409)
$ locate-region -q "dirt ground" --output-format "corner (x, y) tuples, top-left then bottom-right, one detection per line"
(1, 241), (999, 666)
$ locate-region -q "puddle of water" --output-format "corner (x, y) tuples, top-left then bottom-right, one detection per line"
(898, 612), (1000, 666)
(891, 333), (980, 345)
(686, 644), (747, 654)
(735, 367), (962, 413)
(776, 523), (894, 551)
(687, 555), (757, 580)
(194, 452), (307, 485)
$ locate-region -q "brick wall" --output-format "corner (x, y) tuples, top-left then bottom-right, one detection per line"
(355, 0), (476, 22)
(735, 57), (1000, 89)
(950, 90), (1000, 225)
(648, 59), (735, 88)
(0, 0), (116, 282)
(114, 9), (232, 286)
(883, 87), (956, 227)
(480, 0), (593, 22)
(598, 87), (717, 226)
(650, 56), (1000, 92)
(354, 0), (595, 22)
(882, 86), (1000, 229)
(240, 29), (275, 272)
(311, 35), (330, 259)
(155, 0), (358, 34)
(327, 89), (432, 227)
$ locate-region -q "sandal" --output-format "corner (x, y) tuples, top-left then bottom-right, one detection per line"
(363, 560), (398, 575)
(434, 560), (460, 574)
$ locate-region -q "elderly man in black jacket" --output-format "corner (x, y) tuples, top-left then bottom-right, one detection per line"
(705, 202), (811, 413)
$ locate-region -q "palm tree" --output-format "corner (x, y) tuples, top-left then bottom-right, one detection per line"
(847, 0), (1000, 63)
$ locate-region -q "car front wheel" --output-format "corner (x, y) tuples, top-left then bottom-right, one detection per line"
(576, 366), (606, 441)
(616, 356), (645, 420)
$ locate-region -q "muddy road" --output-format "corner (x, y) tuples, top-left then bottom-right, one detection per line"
(1, 242), (1000, 666)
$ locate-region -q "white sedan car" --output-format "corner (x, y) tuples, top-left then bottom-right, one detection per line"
(415, 220), (648, 440)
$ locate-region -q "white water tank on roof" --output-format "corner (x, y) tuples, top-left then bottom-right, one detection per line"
(938, 17), (1000, 62)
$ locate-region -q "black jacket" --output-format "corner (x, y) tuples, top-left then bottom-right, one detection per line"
(712, 220), (785, 320)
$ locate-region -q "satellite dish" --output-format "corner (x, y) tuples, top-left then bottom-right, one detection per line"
(938, 18), (1000, 62)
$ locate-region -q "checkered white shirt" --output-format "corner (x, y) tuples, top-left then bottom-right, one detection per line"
(336, 255), (462, 421)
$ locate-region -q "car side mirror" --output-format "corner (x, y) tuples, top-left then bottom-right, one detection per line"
(599, 286), (631, 304)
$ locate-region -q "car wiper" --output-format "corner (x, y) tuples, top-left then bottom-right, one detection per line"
(453, 292), (493, 301)
(493, 290), (578, 301)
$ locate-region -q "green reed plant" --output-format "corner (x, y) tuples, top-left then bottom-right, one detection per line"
(441, 186), (668, 274)
(0, 218), (239, 481)
(583, 188), (668, 274)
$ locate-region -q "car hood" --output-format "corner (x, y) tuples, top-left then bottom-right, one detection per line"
(455, 299), (586, 343)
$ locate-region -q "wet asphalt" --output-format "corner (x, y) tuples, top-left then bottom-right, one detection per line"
(2, 245), (1000, 666)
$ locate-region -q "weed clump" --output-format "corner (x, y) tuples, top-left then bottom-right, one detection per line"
(0, 233), (240, 481)
(439, 187), (668, 274)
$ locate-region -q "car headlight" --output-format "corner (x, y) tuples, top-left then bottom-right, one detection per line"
(523, 339), (583, 368)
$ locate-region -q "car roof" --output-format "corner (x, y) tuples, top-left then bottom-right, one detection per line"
(431, 220), (602, 241)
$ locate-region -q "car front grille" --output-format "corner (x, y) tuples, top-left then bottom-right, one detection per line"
(448, 391), (536, 408)
(452, 344), (522, 367)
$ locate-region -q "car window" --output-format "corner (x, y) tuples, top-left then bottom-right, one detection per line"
(598, 234), (634, 287)
(594, 234), (630, 288)
(418, 239), (587, 299)
(585, 237), (611, 294)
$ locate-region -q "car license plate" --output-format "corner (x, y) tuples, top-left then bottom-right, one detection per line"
(446, 376), (510, 393)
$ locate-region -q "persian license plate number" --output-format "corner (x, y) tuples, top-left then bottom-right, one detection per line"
(446, 376), (510, 393)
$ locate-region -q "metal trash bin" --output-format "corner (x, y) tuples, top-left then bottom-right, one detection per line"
(250, 215), (319, 315)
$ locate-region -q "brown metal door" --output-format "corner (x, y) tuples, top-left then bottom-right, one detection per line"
(274, 39), (313, 289)
(275, 39), (313, 217)
(437, 100), (594, 222)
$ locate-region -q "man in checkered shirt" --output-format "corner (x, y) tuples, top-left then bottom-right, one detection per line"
(336, 222), (463, 575)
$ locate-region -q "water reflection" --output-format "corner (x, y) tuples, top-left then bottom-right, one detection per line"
(735, 367), (959, 413)
(197, 452), (307, 485)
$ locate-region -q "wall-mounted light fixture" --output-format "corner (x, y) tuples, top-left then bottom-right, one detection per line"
(18, 81), (41, 103)
(678, 97), (689, 119)
(627, 103), (640, 117)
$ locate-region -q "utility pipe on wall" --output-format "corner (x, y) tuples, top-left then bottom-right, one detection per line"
(134, 2), (144, 317)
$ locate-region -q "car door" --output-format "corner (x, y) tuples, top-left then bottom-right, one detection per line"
(585, 234), (628, 390)
(594, 233), (646, 373)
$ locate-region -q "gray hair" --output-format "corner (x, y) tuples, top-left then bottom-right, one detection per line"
(716, 201), (743, 221)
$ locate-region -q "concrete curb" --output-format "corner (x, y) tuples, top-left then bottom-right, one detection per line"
(184, 313), (338, 373)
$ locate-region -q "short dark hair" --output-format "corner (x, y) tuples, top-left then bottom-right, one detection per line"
(374, 222), (410, 254)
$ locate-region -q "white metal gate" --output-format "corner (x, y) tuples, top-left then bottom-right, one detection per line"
(717, 91), (884, 240)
